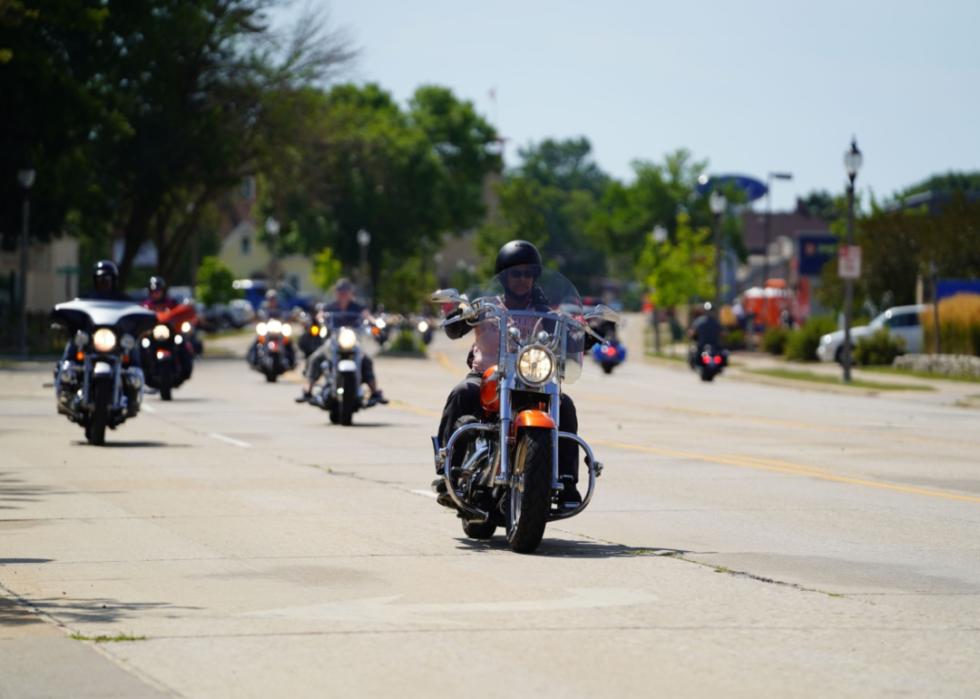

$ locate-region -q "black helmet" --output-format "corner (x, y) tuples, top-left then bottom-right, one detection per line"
(93, 260), (119, 290)
(148, 275), (167, 293)
(494, 240), (542, 275)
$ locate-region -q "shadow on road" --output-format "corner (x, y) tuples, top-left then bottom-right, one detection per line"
(456, 537), (691, 559)
(0, 473), (69, 511)
(71, 440), (189, 449)
(0, 592), (201, 627)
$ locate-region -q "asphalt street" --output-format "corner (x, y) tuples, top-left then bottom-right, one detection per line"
(2, 321), (979, 698)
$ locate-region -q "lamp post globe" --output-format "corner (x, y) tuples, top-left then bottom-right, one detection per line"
(844, 139), (863, 180)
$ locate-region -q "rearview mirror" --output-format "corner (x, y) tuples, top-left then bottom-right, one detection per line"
(431, 288), (464, 304)
(585, 304), (620, 324)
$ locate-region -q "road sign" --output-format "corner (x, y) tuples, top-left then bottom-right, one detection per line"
(838, 244), (862, 279)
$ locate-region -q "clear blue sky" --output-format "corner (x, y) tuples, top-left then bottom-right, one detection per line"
(273, 0), (980, 211)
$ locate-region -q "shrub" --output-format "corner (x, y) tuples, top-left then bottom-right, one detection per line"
(922, 293), (980, 356)
(784, 315), (837, 362)
(195, 256), (236, 306)
(761, 327), (788, 355)
(854, 328), (905, 366)
(726, 328), (746, 350)
(383, 328), (426, 356)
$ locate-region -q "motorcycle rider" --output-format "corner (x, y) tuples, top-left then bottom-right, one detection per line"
(141, 275), (194, 378)
(295, 278), (388, 406)
(81, 260), (132, 302)
(248, 288), (296, 369)
(435, 240), (584, 507)
(688, 302), (723, 366)
(142, 275), (179, 311)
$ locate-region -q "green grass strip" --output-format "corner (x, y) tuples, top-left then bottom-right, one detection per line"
(745, 367), (934, 391)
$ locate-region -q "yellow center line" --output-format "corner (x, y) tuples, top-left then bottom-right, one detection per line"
(591, 438), (980, 505)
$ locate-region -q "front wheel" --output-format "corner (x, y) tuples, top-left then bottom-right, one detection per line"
(159, 363), (173, 401)
(505, 429), (553, 554)
(87, 381), (111, 446)
(339, 373), (357, 426)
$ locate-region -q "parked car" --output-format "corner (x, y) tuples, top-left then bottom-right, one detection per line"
(817, 304), (927, 363)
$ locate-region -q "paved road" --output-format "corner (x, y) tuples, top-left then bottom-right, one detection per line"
(2, 326), (979, 697)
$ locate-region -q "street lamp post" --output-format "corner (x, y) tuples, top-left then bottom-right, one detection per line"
(763, 171), (793, 284)
(650, 225), (668, 353)
(709, 190), (726, 309)
(356, 228), (371, 302)
(841, 138), (863, 383)
(17, 168), (36, 359)
(265, 216), (280, 285)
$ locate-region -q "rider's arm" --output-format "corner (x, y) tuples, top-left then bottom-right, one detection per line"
(444, 306), (474, 340)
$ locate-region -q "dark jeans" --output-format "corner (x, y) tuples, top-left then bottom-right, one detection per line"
(438, 373), (579, 482)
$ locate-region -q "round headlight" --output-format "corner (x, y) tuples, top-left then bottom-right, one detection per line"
(256, 322), (268, 336)
(120, 334), (136, 351)
(376, 318), (387, 330)
(282, 323), (293, 338)
(92, 328), (117, 353)
(180, 321), (192, 334)
(417, 321), (429, 333)
(152, 324), (171, 341)
(517, 346), (555, 385)
(267, 319), (283, 334)
(338, 327), (357, 351)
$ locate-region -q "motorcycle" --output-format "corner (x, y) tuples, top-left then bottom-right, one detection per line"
(430, 270), (615, 553)
(414, 316), (435, 346)
(141, 303), (196, 400)
(51, 299), (157, 445)
(248, 318), (296, 382)
(691, 344), (728, 382)
(370, 315), (391, 347)
(310, 311), (377, 426)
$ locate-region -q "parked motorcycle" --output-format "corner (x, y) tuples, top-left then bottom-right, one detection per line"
(248, 318), (296, 382)
(430, 270), (614, 553)
(691, 344), (728, 382)
(51, 299), (157, 445)
(141, 303), (196, 400)
(310, 312), (377, 426)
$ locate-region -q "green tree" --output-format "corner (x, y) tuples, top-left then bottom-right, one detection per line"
(311, 247), (343, 292)
(638, 211), (715, 309)
(195, 256), (236, 306)
(477, 137), (608, 291)
(376, 252), (437, 313)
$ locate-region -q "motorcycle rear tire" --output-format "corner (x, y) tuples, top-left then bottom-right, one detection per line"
(265, 370), (277, 383)
(505, 429), (552, 554)
(602, 363), (614, 375)
(87, 381), (110, 446)
(700, 370), (715, 382)
(339, 373), (356, 426)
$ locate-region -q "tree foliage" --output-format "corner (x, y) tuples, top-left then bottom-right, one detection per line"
(637, 211), (714, 309)
(195, 256), (236, 306)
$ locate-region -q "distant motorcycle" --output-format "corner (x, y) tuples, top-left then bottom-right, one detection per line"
(310, 312), (378, 426)
(591, 339), (627, 374)
(51, 299), (156, 445)
(141, 303), (196, 400)
(415, 316), (434, 346)
(370, 316), (391, 347)
(248, 318), (296, 382)
(691, 344), (728, 382)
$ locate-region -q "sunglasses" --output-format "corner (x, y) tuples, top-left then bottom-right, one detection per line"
(507, 268), (539, 280)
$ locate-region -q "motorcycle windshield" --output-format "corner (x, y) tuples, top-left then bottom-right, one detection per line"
(461, 268), (585, 384)
(325, 311), (364, 329)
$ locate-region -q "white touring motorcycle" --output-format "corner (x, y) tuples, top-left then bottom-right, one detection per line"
(51, 299), (156, 445)
(431, 269), (618, 553)
(311, 311), (378, 426)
